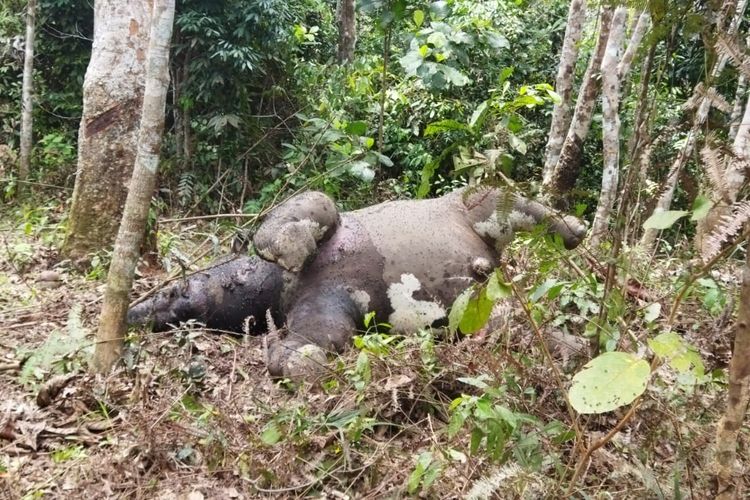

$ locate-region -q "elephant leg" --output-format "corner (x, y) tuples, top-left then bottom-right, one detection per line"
(463, 187), (587, 251)
(253, 191), (340, 272)
(266, 286), (361, 379)
(510, 196), (587, 249)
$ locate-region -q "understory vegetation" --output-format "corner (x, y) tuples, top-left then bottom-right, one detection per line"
(1, 0), (749, 498)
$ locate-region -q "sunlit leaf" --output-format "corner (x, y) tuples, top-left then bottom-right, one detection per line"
(448, 288), (472, 334)
(260, 422), (282, 445)
(569, 352), (650, 414)
(643, 210), (689, 230)
(648, 332), (704, 376)
(345, 121), (368, 136)
(458, 288), (493, 334)
(413, 9), (425, 27)
(643, 303), (661, 324)
(691, 195), (711, 221)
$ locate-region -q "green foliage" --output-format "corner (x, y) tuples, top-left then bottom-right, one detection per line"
(51, 444), (87, 463)
(643, 210), (689, 230)
(19, 304), (91, 387)
(449, 270), (510, 335)
(648, 332), (705, 383)
(448, 378), (540, 463)
(418, 81), (558, 196)
(407, 450), (443, 494)
(693, 277), (727, 316)
(568, 352), (651, 414)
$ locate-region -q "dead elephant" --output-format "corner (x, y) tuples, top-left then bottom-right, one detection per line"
(128, 187), (587, 378)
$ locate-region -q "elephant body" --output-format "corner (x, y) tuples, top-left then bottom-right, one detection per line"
(129, 187), (587, 378)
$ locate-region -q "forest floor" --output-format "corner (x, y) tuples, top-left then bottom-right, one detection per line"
(0, 201), (747, 499)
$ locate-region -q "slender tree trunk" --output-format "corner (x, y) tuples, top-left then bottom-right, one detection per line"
(542, 7), (614, 204)
(541, 0), (587, 181)
(715, 234), (750, 498)
(729, 72), (747, 141)
(590, 6), (628, 246)
(726, 92), (750, 197)
(94, 0), (175, 372)
(63, 0), (150, 266)
(617, 10), (650, 80)
(336, 0), (356, 64)
(181, 57), (192, 168)
(18, 0), (36, 197)
(640, 0), (748, 251)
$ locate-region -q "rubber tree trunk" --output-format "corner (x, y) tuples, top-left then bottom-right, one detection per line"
(542, 7), (613, 204)
(94, 0), (175, 373)
(589, 6), (628, 246)
(714, 235), (750, 498)
(616, 10), (650, 80)
(541, 0), (587, 181)
(640, 0), (748, 252)
(336, 0), (356, 64)
(18, 0), (36, 197)
(63, 0), (150, 266)
(729, 71), (747, 141)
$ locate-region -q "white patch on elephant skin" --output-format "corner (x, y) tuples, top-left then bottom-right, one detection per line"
(387, 273), (446, 333)
(472, 212), (513, 249)
(348, 289), (371, 314)
(508, 210), (537, 231)
(471, 257), (493, 277)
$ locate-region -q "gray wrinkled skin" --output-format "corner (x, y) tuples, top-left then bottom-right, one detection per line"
(127, 256), (283, 334)
(263, 187), (587, 378)
(128, 187), (586, 379)
(253, 191), (339, 272)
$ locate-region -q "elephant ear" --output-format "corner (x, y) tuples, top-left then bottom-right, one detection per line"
(256, 220), (322, 272)
(253, 191), (340, 272)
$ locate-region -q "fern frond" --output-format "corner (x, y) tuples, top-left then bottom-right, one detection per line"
(716, 33), (750, 80)
(466, 464), (546, 500)
(700, 144), (729, 199)
(701, 200), (750, 262)
(703, 86), (733, 114)
(495, 189), (516, 221)
(177, 172), (196, 207)
(682, 83), (704, 112)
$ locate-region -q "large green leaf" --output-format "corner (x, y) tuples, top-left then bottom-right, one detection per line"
(448, 288), (472, 334)
(413, 9), (425, 27)
(643, 210), (689, 230)
(458, 288), (493, 334)
(690, 195), (711, 221)
(345, 120), (368, 136)
(648, 332), (704, 376)
(569, 352), (650, 414)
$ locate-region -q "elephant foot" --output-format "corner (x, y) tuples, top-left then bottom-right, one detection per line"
(265, 334), (329, 380)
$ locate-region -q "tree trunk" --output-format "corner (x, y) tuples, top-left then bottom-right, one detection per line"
(714, 234), (750, 498)
(589, 6), (628, 246)
(640, 0), (748, 252)
(729, 71), (747, 141)
(617, 10), (650, 80)
(18, 0), (36, 197)
(94, 0), (175, 372)
(726, 91), (750, 197)
(542, 6), (614, 204)
(63, 0), (151, 266)
(541, 0), (587, 182)
(336, 0), (356, 64)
